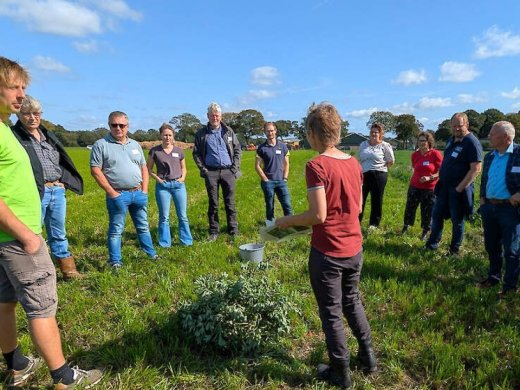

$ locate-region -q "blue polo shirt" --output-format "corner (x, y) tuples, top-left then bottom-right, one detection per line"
(256, 141), (289, 180)
(486, 143), (513, 199)
(439, 132), (483, 186)
(205, 126), (232, 168)
(90, 134), (145, 189)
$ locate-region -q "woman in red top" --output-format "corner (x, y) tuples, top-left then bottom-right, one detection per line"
(401, 131), (443, 239)
(276, 103), (376, 389)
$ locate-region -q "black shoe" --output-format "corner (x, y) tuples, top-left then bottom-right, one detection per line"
(476, 277), (500, 289)
(229, 233), (238, 242)
(498, 288), (517, 299)
(317, 360), (351, 389)
(357, 345), (378, 374)
(448, 247), (461, 257)
(420, 229), (429, 241)
(207, 234), (219, 242)
(401, 225), (409, 234)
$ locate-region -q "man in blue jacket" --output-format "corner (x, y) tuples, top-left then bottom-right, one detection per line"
(193, 102), (241, 241)
(478, 121), (520, 298)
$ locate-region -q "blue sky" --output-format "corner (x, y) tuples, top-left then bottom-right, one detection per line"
(2, 0), (520, 134)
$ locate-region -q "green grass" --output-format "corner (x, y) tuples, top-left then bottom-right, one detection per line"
(10, 148), (520, 389)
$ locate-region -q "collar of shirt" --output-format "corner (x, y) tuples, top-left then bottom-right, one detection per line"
(106, 133), (130, 144)
(493, 142), (514, 158)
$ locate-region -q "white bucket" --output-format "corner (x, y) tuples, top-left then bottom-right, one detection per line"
(239, 243), (265, 263)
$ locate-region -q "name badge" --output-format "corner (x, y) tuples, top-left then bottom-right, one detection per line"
(451, 152), (459, 158)
(275, 150), (282, 155)
(422, 161), (430, 166)
(172, 152), (179, 158)
(228, 136), (232, 142)
(132, 149), (140, 155)
(512, 166), (520, 173)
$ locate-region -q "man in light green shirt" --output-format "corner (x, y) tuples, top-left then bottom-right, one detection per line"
(0, 57), (102, 388)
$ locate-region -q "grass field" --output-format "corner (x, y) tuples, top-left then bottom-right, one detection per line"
(9, 148), (519, 389)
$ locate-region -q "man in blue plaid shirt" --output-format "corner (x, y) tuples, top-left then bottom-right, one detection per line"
(478, 121), (520, 298)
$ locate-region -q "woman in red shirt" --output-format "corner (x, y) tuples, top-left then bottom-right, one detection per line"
(401, 131), (443, 239)
(276, 103), (376, 389)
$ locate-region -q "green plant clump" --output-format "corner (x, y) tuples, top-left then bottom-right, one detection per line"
(179, 265), (296, 356)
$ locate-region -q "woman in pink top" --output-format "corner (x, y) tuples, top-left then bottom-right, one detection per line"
(276, 103), (376, 389)
(401, 131), (443, 239)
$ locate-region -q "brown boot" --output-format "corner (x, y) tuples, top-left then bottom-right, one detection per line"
(59, 257), (84, 280)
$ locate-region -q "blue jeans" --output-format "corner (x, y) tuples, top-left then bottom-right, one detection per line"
(427, 186), (465, 251)
(41, 185), (70, 260)
(260, 180), (293, 222)
(155, 181), (193, 247)
(106, 190), (156, 265)
(480, 203), (520, 291)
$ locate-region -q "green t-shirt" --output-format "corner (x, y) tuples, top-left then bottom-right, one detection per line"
(0, 121), (41, 243)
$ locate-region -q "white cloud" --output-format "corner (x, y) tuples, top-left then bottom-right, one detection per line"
(512, 102), (520, 110)
(417, 97), (453, 109)
(474, 26), (520, 59)
(501, 87), (520, 99)
(250, 66), (280, 86)
(73, 40), (99, 53)
(238, 89), (277, 105)
(393, 69), (427, 86)
(88, 0), (142, 21)
(0, 0), (101, 36)
(439, 61), (480, 83)
(346, 107), (378, 118)
(0, 0), (141, 37)
(31, 56), (71, 73)
(457, 93), (487, 104)
(392, 102), (415, 114)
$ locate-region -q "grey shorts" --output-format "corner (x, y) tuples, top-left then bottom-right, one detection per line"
(0, 236), (58, 319)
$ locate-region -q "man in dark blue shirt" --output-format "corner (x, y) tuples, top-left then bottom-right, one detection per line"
(426, 112), (483, 255)
(477, 121), (520, 298)
(255, 122), (293, 226)
(193, 103), (241, 241)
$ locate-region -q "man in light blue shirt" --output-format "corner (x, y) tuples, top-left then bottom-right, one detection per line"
(90, 111), (157, 271)
(478, 121), (520, 298)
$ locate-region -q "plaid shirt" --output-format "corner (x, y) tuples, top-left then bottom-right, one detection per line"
(480, 143), (520, 199)
(30, 129), (62, 182)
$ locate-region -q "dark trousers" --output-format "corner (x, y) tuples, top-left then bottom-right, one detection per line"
(480, 203), (520, 291)
(360, 170), (388, 227)
(204, 168), (238, 235)
(403, 186), (435, 231)
(309, 247), (372, 362)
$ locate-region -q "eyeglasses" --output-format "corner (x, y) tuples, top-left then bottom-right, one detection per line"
(21, 112), (42, 118)
(110, 123), (128, 129)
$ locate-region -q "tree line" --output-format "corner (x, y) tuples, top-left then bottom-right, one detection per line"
(10, 107), (518, 148)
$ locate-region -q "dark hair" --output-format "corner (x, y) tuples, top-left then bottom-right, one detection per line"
(370, 123), (385, 135)
(305, 102), (342, 146)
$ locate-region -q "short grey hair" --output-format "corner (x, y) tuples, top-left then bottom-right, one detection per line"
(108, 111), (128, 122)
(18, 95), (42, 117)
(492, 120), (516, 141)
(207, 102), (221, 115)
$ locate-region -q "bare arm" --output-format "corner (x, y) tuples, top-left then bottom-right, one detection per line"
(255, 156), (268, 181)
(275, 187), (327, 228)
(179, 158), (187, 182)
(141, 164), (149, 193)
(283, 155), (290, 179)
(455, 162), (482, 192)
(0, 198), (41, 254)
(146, 155), (164, 183)
(90, 166), (119, 198)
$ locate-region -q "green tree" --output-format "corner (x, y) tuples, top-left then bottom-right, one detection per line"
(435, 119), (452, 142)
(341, 119), (349, 139)
(464, 109), (484, 137)
(77, 127), (109, 146)
(169, 113), (202, 143)
(395, 114), (423, 149)
(506, 112), (520, 140)
(234, 109), (264, 145)
(366, 111), (396, 134)
(480, 108), (506, 138)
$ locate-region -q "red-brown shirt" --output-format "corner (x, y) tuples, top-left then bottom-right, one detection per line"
(410, 149), (443, 190)
(306, 154), (363, 258)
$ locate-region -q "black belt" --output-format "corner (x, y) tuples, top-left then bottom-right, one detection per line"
(163, 177), (181, 182)
(486, 198), (511, 205)
(114, 185), (142, 192)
